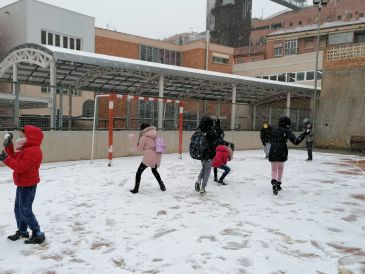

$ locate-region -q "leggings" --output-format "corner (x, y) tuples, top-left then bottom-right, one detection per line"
(271, 162), (284, 182)
(136, 162), (162, 185)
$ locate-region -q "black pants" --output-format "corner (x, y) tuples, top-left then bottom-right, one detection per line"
(133, 162), (162, 191)
(306, 142), (313, 160)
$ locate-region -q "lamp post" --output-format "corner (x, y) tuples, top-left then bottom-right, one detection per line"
(312, 0), (328, 127)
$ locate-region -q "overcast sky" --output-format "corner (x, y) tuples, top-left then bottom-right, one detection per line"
(0, 0), (310, 39)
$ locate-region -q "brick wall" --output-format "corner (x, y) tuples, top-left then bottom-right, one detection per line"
(95, 36), (139, 59)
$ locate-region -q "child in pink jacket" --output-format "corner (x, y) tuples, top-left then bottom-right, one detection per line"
(130, 122), (166, 194)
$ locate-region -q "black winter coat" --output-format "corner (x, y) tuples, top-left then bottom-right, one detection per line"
(269, 127), (305, 162)
(260, 127), (272, 145)
(199, 117), (219, 160)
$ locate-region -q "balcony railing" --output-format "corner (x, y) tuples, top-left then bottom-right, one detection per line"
(327, 42), (365, 61)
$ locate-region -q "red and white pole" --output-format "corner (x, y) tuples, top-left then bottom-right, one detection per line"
(178, 101), (183, 160)
(108, 93), (115, 166)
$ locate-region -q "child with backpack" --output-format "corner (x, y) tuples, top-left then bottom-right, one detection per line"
(190, 116), (218, 195)
(0, 126), (46, 244)
(129, 122), (166, 194)
(269, 116), (309, 195)
(212, 141), (233, 185)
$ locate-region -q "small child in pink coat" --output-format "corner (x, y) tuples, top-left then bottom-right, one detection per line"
(129, 122), (166, 194)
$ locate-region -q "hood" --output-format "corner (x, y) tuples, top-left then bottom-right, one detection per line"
(199, 116), (214, 132)
(23, 125), (44, 147)
(278, 116), (291, 129)
(141, 126), (157, 139)
(216, 145), (228, 153)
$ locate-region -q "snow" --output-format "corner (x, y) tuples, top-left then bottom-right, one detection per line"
(0, 150), (364, 273)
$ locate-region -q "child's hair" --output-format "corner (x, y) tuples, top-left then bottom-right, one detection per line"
(229, 142), (235, 151)
(140, 122), (150, 131)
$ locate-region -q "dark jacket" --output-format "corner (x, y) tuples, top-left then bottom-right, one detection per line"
(199, 116), (219, 160)
(4, 125), (43, 187)
(269, 117), (306, 162)
(260, 127), (272, 145)
(213, 119), (225, 142)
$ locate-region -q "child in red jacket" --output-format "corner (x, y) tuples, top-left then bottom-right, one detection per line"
(0, 126), (45, 244)
(212, 141), (232, 185)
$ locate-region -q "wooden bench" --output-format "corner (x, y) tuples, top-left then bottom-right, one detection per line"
(350, 136), (365, 152)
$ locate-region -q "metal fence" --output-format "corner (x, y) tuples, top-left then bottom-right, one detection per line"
(0, 81), (311, 131)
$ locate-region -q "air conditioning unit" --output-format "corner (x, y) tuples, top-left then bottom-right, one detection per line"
(321, 0), (329, 6)
(313, 0), (321, 5)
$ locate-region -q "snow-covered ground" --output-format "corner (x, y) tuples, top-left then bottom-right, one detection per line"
(0, 150), (364, 274)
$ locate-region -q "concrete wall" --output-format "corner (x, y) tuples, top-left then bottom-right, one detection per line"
(0, 130), (304, 163)
(233, 51), (323, 88)
(0, 0), (27, 58)
(315, 67), (365, 149)
(27, 0), (95, 52)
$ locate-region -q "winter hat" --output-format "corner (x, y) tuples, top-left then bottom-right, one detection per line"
(279, 116), (291, 128)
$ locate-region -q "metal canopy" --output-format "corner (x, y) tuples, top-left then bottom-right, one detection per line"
(0, 43), (317, 105)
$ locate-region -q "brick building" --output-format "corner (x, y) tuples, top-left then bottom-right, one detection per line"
(95, 28), (234, 74)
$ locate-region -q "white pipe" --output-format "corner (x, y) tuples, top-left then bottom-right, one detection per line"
(91, 94), (108, 161)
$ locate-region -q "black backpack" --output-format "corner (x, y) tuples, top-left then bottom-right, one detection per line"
(189, 130), (209, 160)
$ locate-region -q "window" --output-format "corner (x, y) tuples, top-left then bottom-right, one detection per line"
(289, 22), (293, 27)
(140, 45), (147, 61)
(70, 38), (75, 49)
(285, 40), (297, 55)
(76, 39), (81, 50)
(360, 13), (364, 17)
(287, 73), (296, 82)
(147, 46), (153, 62)
(213, 56), (229, 64)
(274, 47), (283, 57)
(139, 45), (180, 66)
(41, 31), (46, 45)
(270, 75), (277, 81)
(82, 100), (95, 118)
(306, 71), (315, 81)
(298, 21), (302, 25)
(329, 32), (354, 45)
(152, 48), (159, 63)
(296, 72), (305, 81)
(304, 38), (314, 49)
(176, 52), (181, 66)
(262, 76), (269, 80)
(278, 74), (286, 82)
(63, 36), (68, 48)
(55, 34), (60, 47)
(316, 70), (322, 80)
(48, 32), (53, 45)
(337, 15), (342, 20)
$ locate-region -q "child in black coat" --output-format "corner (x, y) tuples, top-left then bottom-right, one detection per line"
(269, 116), (309, 195)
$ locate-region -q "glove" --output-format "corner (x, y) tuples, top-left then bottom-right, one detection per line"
(0, 150), (7, 162)
(304, 129), (311, 135)
(3, 132), (13, 148)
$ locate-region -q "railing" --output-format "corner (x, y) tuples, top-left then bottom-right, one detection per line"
(327, 42), (365, 61)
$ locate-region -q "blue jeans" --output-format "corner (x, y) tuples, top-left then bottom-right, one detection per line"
(218, 165), (231, 181)
(15, 186), (40, 234)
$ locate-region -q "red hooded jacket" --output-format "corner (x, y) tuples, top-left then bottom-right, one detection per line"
(4, 125), (44, 187)
(212, 145), (231, 168)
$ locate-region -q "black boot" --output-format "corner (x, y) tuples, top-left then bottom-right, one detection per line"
(159, 181), (166, 191)
(195, 180), (201, 192)
(217, 179), (227, 185)
(24, 232), (45, 244)
(7, 230), (29, 241)
(130, 182), (140, 194)
(271, 179), (278, 195)
(214, 168), (218, 182)
(277, 182), (282, 191)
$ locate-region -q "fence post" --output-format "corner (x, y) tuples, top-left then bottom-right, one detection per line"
(178, 102), (183, 160)
(68, 88), (72, 130)
(13, 82), (20, 129)
(59, 89), (64, 129)
(108, 93), (115, 167)
(158, 75), (164, 130)
(50, 61), (57, 130)
(231, 84), (237, 131)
